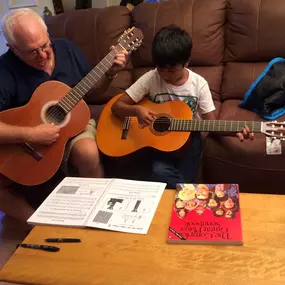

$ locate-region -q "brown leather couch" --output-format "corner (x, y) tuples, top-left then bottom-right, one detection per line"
(44, 0), (285, 194)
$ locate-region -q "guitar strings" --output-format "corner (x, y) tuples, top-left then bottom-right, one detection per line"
(42, 50), (118, 124)
(125, 117), (260, 131)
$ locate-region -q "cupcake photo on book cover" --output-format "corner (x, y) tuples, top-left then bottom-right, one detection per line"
(168, 184), (243, 245)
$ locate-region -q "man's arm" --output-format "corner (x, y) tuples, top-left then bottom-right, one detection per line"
(0, 121), (60, 145)
(0, 121), (31, 144)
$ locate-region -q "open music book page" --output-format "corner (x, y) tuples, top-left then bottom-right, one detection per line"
(27, 177), (166, 234)
(85, 178), (166, 234)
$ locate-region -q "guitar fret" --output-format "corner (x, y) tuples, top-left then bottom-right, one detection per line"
(61, 98), (73, 110)
(57, 101), (69, 113)
(81, 78), (92, 90)
(70, 90), (81, 101)
(100, 61), (109, 70)
(92, 69), (103, 79)
(78, 82), (89, 93)
(84, 76), (93, 86)
(65, 94), (77, 105)
(74, 87), (85, 97)
(97, 65), (105, 75)
(169, 119), (262, 133)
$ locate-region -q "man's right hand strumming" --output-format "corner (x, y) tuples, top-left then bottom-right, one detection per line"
(27, 123), (60, 145)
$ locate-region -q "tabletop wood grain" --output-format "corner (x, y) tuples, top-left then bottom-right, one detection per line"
(1, 190), (285, 285)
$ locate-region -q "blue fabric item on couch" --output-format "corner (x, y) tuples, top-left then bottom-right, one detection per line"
(240, 57), (285, 120)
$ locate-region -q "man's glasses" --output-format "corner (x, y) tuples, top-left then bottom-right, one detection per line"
(16, 42), (52, 57)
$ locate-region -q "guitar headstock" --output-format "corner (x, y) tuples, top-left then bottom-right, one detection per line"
(117, 27), (144, 52)
(262, 121), (285, 139)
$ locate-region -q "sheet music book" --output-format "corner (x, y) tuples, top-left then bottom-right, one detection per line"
(28, 177), (166, 234)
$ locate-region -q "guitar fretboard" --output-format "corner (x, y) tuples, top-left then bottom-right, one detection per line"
(169, 120), (262, 132)
(57, 46), (121, 113)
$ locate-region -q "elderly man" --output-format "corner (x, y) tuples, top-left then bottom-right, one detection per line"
(0, 8), (128, 225)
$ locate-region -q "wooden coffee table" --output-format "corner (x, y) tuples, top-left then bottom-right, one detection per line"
(1, 190), (285, 285)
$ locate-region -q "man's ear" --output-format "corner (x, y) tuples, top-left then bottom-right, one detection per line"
(6, 43), (14, 51)
(7, 43), (18, 55)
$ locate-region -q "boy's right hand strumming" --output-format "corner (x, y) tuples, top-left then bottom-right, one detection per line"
(136, 106), (156, 128)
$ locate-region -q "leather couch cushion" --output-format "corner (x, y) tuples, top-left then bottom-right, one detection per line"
(221, 62), (268, 101)
(131, 0), (226, 67)
(225, 0), (285, 62)
(45, 7), (133, 95)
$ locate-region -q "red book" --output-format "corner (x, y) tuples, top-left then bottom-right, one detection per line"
(167, 183), (243, 245)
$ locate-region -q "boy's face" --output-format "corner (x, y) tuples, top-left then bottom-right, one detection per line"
(157, 64), (186, 85)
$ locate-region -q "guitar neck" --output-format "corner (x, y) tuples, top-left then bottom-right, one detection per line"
(58, 45), (121, 113)
(169, 119), (262, 133)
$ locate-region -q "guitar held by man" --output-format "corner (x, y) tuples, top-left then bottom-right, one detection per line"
(0, 10), (143, 186)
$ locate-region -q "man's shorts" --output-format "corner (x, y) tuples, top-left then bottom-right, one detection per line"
(61, 118), (96, 175)
(10, 118), (96, 209)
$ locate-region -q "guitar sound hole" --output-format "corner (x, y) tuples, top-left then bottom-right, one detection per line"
(153, 116), (171, 133)
(46, 104), (66, 124)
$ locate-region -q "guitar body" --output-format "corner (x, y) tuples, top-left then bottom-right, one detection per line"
(0, 27), (144, 186)
(0, 81), (90, 186)
(97, 94), (192, 157)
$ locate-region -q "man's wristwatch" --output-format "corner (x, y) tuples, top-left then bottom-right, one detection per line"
(106, 72), (118, 80)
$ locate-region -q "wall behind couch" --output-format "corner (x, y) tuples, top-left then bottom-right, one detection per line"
(0, 0), (55, 55)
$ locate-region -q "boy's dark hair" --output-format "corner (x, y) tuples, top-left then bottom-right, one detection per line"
(152, 24), (192, 68)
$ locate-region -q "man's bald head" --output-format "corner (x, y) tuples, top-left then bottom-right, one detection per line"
(2, 8), (53, 71)
(2, 8), (48, 46)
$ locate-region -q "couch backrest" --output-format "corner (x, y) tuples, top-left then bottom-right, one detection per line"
(45, 0), (285, 118)
(45, 6), (133, 90)
(132, 0), (226, 67)
(222, 0), (285, 102)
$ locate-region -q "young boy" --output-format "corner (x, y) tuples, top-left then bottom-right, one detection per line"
(111, 25), (253, 189)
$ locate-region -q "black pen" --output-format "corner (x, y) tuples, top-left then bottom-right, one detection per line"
(18, 243), (60, 252)
(45, 238), (81, 243)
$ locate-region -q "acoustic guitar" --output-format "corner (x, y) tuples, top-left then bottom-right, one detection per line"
(0, 28), (143, 186)
(96, 93), (285, 157)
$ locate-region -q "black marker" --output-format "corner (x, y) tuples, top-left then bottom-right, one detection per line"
(18, 243), (60, 252)
(45, 238), (81, 243)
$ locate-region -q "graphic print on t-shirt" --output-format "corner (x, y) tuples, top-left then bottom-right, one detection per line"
(152, 93), (198, 114)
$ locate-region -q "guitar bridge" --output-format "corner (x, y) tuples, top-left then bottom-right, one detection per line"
(121, 117), (130, 140)
(21, 143), (43, 161)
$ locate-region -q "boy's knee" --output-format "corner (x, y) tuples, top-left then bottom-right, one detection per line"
(152, 161), (172, 180)
(151, 161), (181, 189)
